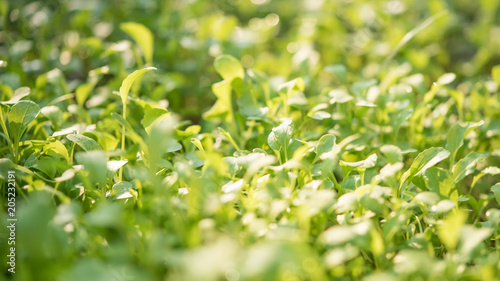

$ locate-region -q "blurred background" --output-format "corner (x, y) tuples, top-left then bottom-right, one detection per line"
(1, 0), (500, 121)
(1, 1), (500, 281)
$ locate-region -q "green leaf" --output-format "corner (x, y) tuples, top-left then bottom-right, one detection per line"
(106, 160), (128, 178)
(445, 121), (484, 161)
(41, 105), (63, 128)
(268, 119), (293, 151)
(279, 78), (305, 96)
(119, 67), (156, 105)
(142, 108), (169, 134)
(481, 166), (500, 175)
(75, 150), (107, 189)
(380, 145), (403, 163)
(8, 100), (40, 143)
(459, 225), (492, 257)
(120, 22), (154, 65)
(0, 158), (13, 180)
(75, 83), (93, 106)
(325, 64), (347, 84)
(109, 181), (134, 200)
(340, 153), (377, 182)
(54, 168), (75, 182)
(44, 140), (69, 160)
(413, 191), (440, 206)
(432, 200), (455, 213)
(211, 80), (232, 112)
(425, 167), (451, 195)
(319, 225), (356, 245)
(111, 113), (145, 146)
(329, 89), (353, 104)
(379, 162), (404, 179)
(437, 210), (466, 250)
(491, 183), (500, 205)
(340, 153), (378, 169)
(147, 117), (181, 172)
(214, 55), (244, 81)
(401, 147), (450, 185)
(316, 134), (339, 160)
(392, 108), (413, 134)
(67, 134), (102, 151)
(3, 86), (30, 104)
(218, 127), (241, 152)
(451, 152), (487, 183)
(492, 65), (500, 84)
(191, 138), (206, 157)
(436, 73), (456, 85)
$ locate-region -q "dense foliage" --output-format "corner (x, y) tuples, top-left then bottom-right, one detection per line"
(1, 0), (500, 280)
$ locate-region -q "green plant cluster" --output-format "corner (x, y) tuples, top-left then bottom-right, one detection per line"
(1, 0), (500, 280)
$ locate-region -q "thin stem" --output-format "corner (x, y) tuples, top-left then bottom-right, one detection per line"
(119, 103), (127, 182)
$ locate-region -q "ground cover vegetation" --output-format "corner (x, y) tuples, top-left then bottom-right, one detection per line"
(1, 0), (500, 280)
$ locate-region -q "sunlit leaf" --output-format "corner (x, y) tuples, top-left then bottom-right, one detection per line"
(119, 67), (156, 105)
(445, 121), (484, 161)
(400, 147), (450, 185)
(437, 210), (466, 250)
(268, 119), (293, 151)
(120, 22), (154, 65)
(214, 55), (244, 81)
(8, 100), (40, 142)
(67, 134), (102, 151)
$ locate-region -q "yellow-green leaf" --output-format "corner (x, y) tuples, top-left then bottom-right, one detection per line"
(437, 210), (466, 250)
(8, 100), (40, 143)
(119, 67), (156, 105)
(492, 65), (500, 84)
(120, 22), (154, 65)
(67, 134), (102, 151)
(214, 55), (244, 81)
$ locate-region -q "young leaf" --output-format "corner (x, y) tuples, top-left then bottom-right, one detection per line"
(451, 152), (487, 183)
(120, 22), (154, 65)
(380, 145), (403, 163)
(75, 83), (93, 106)
(392, 108), (413, 134)
(212, 80), (232, 111)
(3, 86), (30, 104)
(437, 210), (466, 250)
(340, 154), (378, 180)
(147, 117), (181, 172)
(44, 140), (69, 160)
(191, 138), (207, 158)
(400, 147), (450, 185)
(459, 226), (492, 257)
(106, 160), (128, 178)
(119, 67), (157, 105)
(329, 89), (353, 104)
(142, 108), (169, 134)
(41, 105), (63, 128)
(214, 55), (244, 81)
(109, 181), (134, 200)
(436, 73), (456, 85)
(268, 119), (294, 151)
(492, 64), (500, 84)
(316, 134), (339, 160)
(340, 154), (378, 169)
(67, 134), (102, 151)
(491, 183), (500, 205)
(111, 113), (147, 147)
(8, 100), (40, 143)
(279, 78), (305, 95)
(325, 64), (347, 84)
(75, 150), (107, 190)
(445, 121), (483, 162)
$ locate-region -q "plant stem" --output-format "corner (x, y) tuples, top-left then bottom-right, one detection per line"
(119, 103), (127, 182)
